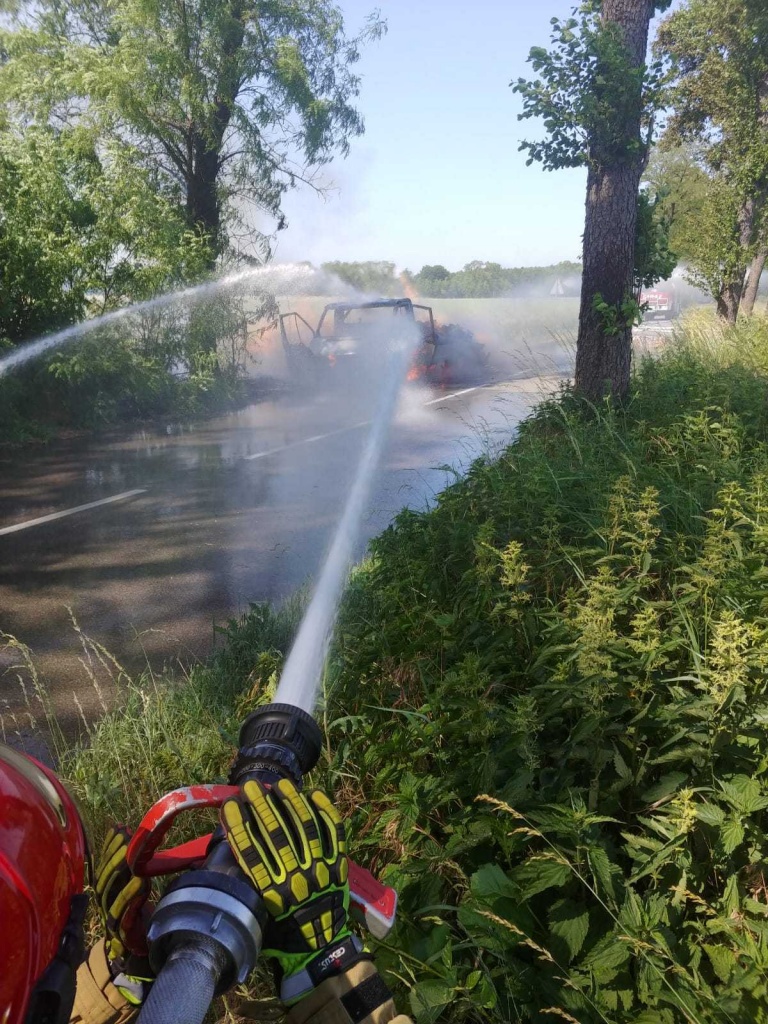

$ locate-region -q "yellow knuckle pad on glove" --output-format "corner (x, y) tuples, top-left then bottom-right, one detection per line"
(221, 779), (348, 921)
(221, 794), (277, 895)
(221, 778), (353, 981)
(96, 836), (128, 903)
(109, 875), (146, 931)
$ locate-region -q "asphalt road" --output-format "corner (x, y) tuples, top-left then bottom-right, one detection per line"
(0, 370), (565, 739)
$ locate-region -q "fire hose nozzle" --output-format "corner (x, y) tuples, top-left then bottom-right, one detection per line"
(231, 702), (323, 786)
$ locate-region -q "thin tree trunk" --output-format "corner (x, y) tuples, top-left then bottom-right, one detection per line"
(714, 195), (757, 322)
(716, 281), (742, 324)
(575, 0), (654, 402)
(741, 243), (767, 317)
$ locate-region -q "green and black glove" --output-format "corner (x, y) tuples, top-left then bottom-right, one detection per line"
(222, 778), (367, 1005)
(94, 826), (154, 1006)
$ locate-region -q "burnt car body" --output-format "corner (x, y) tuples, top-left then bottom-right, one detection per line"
(279, 298), (486, 382)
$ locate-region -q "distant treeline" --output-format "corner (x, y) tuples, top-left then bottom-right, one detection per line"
(318, 260), (582, 299)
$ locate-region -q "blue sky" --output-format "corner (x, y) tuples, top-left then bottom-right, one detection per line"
(273, 1), (674, 273)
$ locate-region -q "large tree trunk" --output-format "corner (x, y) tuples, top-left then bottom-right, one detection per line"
(741, 242), (767, 317)
(575, 0), (654, 402)
(185, 1), (244, 262)
(188, 141), (222, 266)
(186, 134), (229, 368)
(576, 162), (644, 400)
(184, 2), (245, 364)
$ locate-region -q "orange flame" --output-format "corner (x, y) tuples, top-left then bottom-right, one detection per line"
(399, 272), (420, 303)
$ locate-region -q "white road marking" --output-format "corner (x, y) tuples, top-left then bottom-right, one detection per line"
(244, 422), (370, 461)
(0, 489), (147, 537)
(2, 379), (519, 534)
(243, 380), (516, 460)
(422, 384), (487, 406)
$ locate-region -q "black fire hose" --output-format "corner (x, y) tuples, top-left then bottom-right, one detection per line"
(135, 704), (323, 1024)
(134, 939), (228, 1024)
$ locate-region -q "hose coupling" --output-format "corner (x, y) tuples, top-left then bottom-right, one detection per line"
(146, 870), (266, 994)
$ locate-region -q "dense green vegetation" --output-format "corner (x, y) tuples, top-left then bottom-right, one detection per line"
(407, 261), (583, 300)
(0, 1), (382, 439)
(46, 313), (768, 1022)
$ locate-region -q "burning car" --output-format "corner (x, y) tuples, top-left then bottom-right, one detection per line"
(278, 298), (486, 383)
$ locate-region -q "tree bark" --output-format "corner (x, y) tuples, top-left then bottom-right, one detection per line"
(184, 1), (244, 263)
(188, 131), (225, 263)
(714, 195), (757, 322)
(184, 2), (245, 365)
(575, 0), (655, 402)
(576, 161), (643, 400)
(741, 242), (767, 317)
(715, 282), (742, 324)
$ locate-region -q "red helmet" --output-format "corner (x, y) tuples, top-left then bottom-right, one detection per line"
(0, 742), (87, 1024)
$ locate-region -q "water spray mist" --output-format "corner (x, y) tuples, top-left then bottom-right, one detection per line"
(274, 329), (418, 713)
(0, 263), (317, 377)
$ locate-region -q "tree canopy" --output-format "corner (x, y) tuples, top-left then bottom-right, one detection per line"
(513, 1), (671, 172)
(321, 260), (399, 296)
(655, 0), (768, 319)
(407, 261), (583, 299)
(0, 0), (385, 262)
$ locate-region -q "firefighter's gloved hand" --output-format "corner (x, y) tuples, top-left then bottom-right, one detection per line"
(94, 825), (154, 1005)
(222, 778), (365, 1006)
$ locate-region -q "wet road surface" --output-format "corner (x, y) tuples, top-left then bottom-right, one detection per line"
(0, 372), (564, 735)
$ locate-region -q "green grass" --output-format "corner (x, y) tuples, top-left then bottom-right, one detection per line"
(54, 309), (768, 1023)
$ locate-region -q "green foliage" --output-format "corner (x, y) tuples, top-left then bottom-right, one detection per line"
(0, 128), (92, 345)
(643, 144), (712, 267)
(408, 261), (583, 299)
(634, 189), (678, 294)
(54, 596), (308, 832)
(0, 123), (239, 436)
(322, 317), (768, 1021)
(513, 3), (670, 170)
(592, 292), (643, 334)
(656, 0), (768, 176)
(514, 2), (671, 401)
(0, 0), (384, 436)
(0, 0), (385, 259)
(57, 315), (768, 1021)
(0, 126), (209, 349)
(679, 176), (758, 304)
(655, 0), (768, 312)
(321, 261), (400, 296)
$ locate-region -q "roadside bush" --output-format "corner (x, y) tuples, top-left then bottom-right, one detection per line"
(59, 314), (768, 1022)
(0, 295), (262, 438)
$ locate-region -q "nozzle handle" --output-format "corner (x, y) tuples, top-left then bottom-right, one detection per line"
(127, 785), (398, 939)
